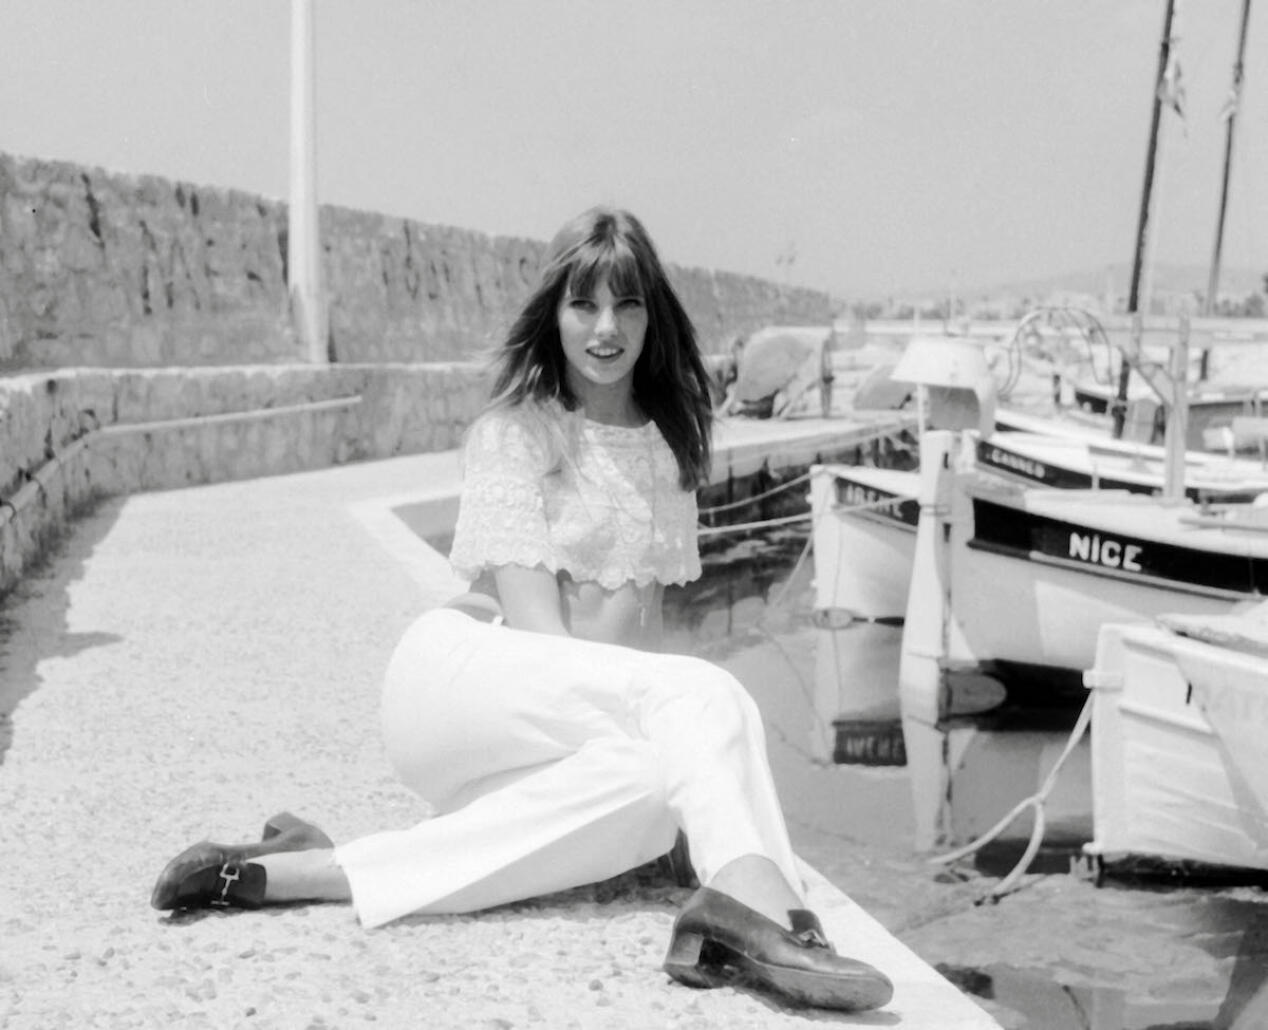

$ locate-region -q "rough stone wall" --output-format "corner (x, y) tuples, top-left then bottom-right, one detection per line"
(322, 206), (541, 364)
(0, 354), (731, 598)
(0, 362), (491, 596)
(0, 151), (836, 370)
(0, 156), (296, 368)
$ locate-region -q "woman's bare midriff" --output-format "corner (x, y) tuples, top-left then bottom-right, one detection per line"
(559, 578), (665, 650)
(453, 572), (664, 650)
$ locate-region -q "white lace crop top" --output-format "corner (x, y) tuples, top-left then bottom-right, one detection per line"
(448, 405), (702, 590)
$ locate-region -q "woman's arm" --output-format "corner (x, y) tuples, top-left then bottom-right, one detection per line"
(493, 563), (571, 637)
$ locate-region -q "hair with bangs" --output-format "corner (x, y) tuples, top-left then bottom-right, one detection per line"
(486, 206), (713, 490)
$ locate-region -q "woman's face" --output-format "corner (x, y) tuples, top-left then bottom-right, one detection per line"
(556, 275), (648, 402)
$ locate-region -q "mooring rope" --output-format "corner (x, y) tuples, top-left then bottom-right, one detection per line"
(697, 511), (814, 537)
(927, 693), (1095, 904)
(712, 465), (1095, 905)
(698, 417), (917, 520)
(697, 470), (814, 516)
(697, 488), (909, 538)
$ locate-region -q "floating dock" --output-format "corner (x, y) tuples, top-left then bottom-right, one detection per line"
(711, 409), (914, 483)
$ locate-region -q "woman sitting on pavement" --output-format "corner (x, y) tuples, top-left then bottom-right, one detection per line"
(151, 206), (892, 1014)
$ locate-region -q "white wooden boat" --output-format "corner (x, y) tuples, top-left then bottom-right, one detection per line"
(809, 464), (919, 621)
(811, 429), (1268, 622)
(814, 323), (1268, 630)
(811, 334), (993, 624)
(900, 428), (1268, 724)
(983, 419), (1268, 503)
(990, 309), (1268, 454)
(1064, 376), (1268, 452)
(1083, 605), (1268, 876)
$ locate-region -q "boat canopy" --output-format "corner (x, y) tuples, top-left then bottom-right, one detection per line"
(891, 335), (997, 437)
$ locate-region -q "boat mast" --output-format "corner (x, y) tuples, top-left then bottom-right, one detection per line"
(1199, 0), (1253, 379)
(1113, 0), (1178, 438)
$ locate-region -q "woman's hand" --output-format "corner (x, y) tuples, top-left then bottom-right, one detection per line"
(493, 564), (571, 637)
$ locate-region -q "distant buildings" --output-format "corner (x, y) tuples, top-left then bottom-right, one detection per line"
(862, 266), (1266, 322)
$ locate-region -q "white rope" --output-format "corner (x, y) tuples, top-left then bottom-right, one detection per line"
(927, 693), (1094, 903)
(723, 461), (1088, 906)
(697, 511), (813, 537)
(697, 483), (910, 538)
(698, 470), (814, 516)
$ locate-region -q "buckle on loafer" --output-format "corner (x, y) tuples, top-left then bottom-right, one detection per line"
(788, 909), (833, 950)
(794, 926), (831, 949)
(213, 862), (242, 906)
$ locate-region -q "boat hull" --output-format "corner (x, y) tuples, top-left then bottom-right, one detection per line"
(978, 430), (1268, 503)
(954, 485), (1268, 678)
(810, 464), (918, 621)
(813, 426), (1268, 628)
(1084, 622), (1268, 872)
(900, 431), (1268, 721)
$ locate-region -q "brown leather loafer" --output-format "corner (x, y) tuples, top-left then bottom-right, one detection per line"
(663, 887), (894, 1011)
(150, 844), (268, 910)
(260, 811), (334, 850)
(151, 812), (332, 911)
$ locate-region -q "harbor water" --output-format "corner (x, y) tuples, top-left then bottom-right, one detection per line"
(664, 522), (1268, 1030)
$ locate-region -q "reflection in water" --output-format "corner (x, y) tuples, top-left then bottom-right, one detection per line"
(940, 963), (1222, 1029)
(663, 523), (1268, 1029)
(1218, 915), (1268, 1029)
(814, 618), (907, 767)
(901, 712), (1092, 862)
(667, 529), (1096, 861)
(942, 926), (1268, 1030)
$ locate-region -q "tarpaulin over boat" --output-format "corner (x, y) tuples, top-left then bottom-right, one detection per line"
(1167, 614), (1268, 851)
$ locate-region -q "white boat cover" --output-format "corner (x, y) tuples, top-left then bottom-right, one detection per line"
(1164, 606), (1268, 851)
(1159, 599), (1268, 657)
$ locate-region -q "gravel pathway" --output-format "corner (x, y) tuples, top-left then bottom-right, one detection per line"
(0, 452), (995, 1029)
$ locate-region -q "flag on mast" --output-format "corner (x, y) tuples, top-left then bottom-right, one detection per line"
(1157, 1), (1186, 126)
(1218, 75), (1243, 123)
(1158, 50), (1185, 119)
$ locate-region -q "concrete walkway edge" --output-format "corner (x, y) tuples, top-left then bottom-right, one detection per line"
(0, 421), (995, 1029)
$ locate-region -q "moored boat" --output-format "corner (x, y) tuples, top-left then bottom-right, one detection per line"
(811, 426), (1268, 624)
(980, 423), (1268, 503)
(1083, 604), (1268, 877)
(991, 308), (1268, 454)
(809, 464), (919, 621)
(900, 427), (1268, 723)
(814, 323), (1268, 632)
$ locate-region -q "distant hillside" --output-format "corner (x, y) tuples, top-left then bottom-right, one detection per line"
(968, 262), (1265, 302)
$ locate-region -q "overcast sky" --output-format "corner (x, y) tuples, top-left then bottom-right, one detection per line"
(1, 0), (1264, 299)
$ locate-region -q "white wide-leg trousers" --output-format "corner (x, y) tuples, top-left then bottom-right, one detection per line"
(335, 609), (802, 929)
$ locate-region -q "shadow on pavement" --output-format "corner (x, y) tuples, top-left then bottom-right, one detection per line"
(0, 495), (124, 764)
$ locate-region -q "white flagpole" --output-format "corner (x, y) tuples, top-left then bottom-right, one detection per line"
(289, 0), (327, 363)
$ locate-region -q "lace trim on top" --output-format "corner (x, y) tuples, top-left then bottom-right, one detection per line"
(448, 406), (701, 590)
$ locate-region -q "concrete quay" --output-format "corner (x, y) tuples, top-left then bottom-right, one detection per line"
(0, 415), (994, 1029)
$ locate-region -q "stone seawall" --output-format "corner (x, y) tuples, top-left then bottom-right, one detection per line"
(0, 147), (821, 598)
(0, 362), (492, 596)
(0, 151), (836, 369)
(0, 355), (736, 599)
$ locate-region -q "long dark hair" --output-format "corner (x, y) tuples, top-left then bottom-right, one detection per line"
(487, 207), (713, 490)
